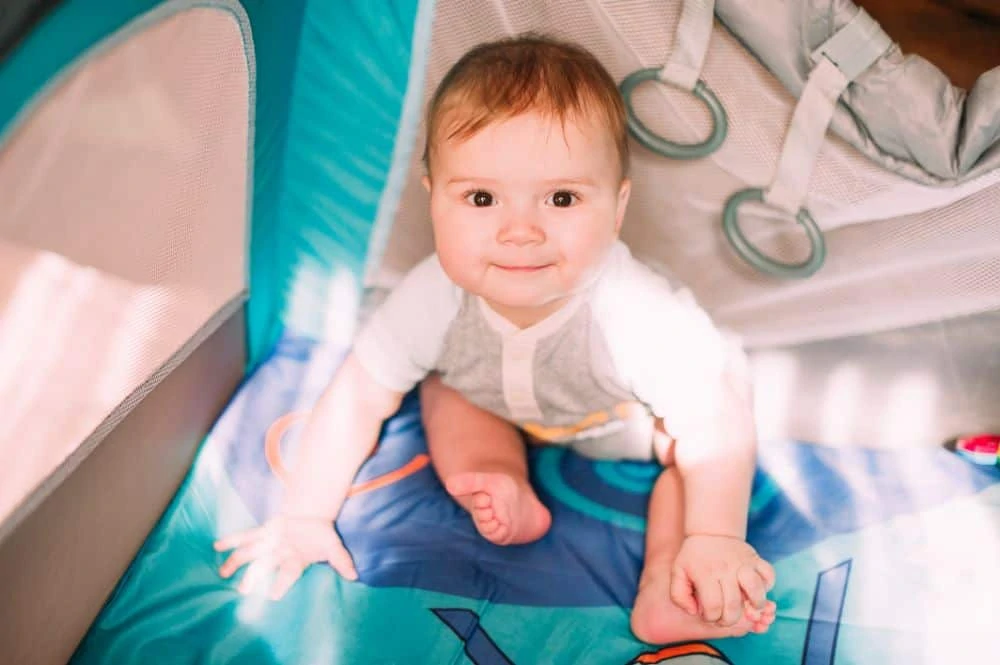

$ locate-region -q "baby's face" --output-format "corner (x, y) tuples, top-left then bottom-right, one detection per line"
(425, 110), (630, 327)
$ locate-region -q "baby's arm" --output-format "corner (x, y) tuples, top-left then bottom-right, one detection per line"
(282, 352), (403, 521)
(214, 352), (403, 599)
(215, 254), (457, 599)
(674, 369), (755, 541)
(666, 368), (776, 627)
(598, 250), (774, 627)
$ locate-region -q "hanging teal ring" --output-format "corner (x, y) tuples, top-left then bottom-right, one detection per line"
(620, 67), (728, 160)
(722, 187), (826, 279)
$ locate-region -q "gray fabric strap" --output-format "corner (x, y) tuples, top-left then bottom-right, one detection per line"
(764, 8), (891, 212)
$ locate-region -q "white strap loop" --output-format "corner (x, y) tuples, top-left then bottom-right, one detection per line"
(658, 0), (715, 91)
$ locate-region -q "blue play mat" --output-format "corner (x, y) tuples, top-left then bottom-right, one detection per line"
(71, 334), (1000, 664)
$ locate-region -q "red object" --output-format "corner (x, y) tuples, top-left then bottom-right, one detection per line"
(955, 433), (1000, 465)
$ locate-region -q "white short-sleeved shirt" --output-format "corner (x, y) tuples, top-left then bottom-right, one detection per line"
(354, 241), (742, 461)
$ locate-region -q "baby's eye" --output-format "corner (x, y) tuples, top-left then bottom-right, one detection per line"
(547, 191), (578, 208)
(466, 191), (495, 207)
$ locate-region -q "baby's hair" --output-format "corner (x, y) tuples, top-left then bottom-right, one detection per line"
(422, 33), (629, 178)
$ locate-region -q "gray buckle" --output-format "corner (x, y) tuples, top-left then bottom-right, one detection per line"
(810, 8), (892, 82)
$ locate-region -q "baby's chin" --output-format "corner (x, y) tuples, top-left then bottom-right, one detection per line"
(481, 288), (574, 315)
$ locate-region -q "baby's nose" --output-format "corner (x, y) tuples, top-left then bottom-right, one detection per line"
(498, 211), (544, 245)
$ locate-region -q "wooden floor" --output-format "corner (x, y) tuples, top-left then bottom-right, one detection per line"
(858, 0), (999, 90)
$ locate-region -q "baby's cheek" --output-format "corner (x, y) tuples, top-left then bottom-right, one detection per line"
(437, 245), (486, 292)
(562, 231), (608, 267)
(436, 246), (466, 278)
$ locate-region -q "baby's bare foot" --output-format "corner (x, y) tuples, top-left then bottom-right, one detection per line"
(445, 471), (551, 546)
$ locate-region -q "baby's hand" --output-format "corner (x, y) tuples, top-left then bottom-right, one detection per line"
(670, 534), (775, 627)
(214, 515), (358, 600)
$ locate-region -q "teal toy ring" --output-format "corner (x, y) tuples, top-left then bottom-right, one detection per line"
(722, 187), (826, 279)
(620, 67), (728, 160)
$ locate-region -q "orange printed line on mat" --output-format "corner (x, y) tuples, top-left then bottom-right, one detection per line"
(265, 411), (431, 496)
(634, 642), (726, 663)
(264, 411), (310, 483)
(347, 454), (431, 497)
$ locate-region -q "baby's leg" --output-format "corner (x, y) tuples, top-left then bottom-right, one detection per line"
(420, 374), (551, 546)
(630, 429), (775, 644)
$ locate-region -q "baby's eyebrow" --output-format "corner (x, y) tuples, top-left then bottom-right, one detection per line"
(444, 176), (598, 188)
(539, 177), (598, 188)
(445, 177), (500, 187)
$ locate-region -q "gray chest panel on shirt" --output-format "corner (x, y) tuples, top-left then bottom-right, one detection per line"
(532, 302), (635, 424)
(436, 294), (640, 428)
(433, 291), (659, 461)
(435, 295), (509, 417)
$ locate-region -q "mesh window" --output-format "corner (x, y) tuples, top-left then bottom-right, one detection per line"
(0, 7), (250, 524)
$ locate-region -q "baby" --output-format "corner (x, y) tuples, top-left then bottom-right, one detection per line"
(216, 34), (777, 644)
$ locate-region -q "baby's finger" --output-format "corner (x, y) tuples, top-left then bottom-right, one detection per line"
(214, 525), (264, 553)
(219, 541), (269, 579)
(737, 565), (767, 609)
(693, 575), (724, 623)
(669, 568), (699, 616)
(269, 559), (305, 601)
(755, 559), (777, 591)
(326, 536), (358, 581)
(238, 557), (275, 596)
(718, 579), (745, 627)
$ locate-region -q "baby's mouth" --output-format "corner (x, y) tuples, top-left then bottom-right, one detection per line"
(493, 263), (552, 272)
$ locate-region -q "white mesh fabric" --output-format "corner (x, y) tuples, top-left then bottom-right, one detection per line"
(0, 8), (249, 524)
(369, 0), (1000, 348)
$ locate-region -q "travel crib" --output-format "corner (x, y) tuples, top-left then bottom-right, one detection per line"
(1, 1), (998, 663)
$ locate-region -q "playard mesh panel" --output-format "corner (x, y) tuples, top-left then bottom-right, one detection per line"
(0, 7), (249, 527)
(369, 0), (1000, 348)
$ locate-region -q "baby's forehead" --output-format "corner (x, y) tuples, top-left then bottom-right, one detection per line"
(424, 105), (628, 180)
(432, 107), (620, 165)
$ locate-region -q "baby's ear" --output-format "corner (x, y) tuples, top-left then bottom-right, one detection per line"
(421, 175), (431, 192)
(618, 178), (632, 205)
(614, 178), (632, 233)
